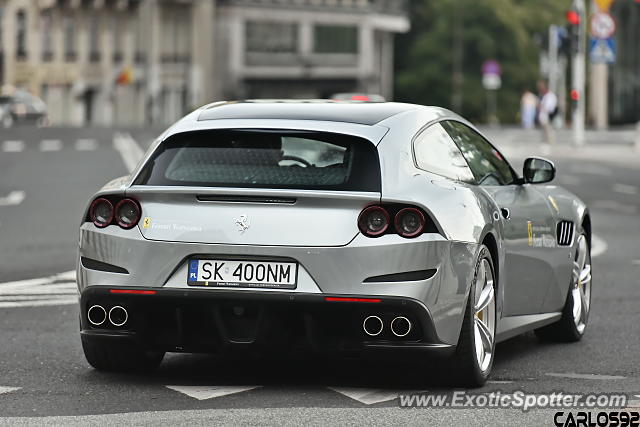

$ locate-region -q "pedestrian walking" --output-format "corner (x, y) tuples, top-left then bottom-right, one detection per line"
(520, 88), (538, 129)
(537, 80), (558, 146)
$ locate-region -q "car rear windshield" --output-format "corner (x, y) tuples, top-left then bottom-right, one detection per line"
(134, 130), (381, 192)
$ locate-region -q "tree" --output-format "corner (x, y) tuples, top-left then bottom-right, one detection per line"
(395, 0), (568, 123)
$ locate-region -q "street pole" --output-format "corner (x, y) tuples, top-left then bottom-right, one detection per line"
(572, 0), (587, 146)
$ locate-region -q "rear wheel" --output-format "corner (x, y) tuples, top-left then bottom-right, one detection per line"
(535, 232), (591, 342)
(81, 339), (164, 372)
(448, 245), (496, 387)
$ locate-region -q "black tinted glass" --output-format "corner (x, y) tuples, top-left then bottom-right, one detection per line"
(135, 130), (381, 192)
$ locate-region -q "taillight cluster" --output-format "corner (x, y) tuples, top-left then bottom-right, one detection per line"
(89, 197), (141, 229)
(358, 205), (429, 238)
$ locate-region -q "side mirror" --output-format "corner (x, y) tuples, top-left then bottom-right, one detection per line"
(523, 157), (555, 184)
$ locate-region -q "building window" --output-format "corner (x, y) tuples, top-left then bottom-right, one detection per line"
(246, 21), (298, 53)
(160, 5), (191, 63)
(313, 25), (358, 54)
(63, 15), (76, 62)
(112, 14), (123, 62)
(89, 15), (101, 63)
(16, 9), (28, 60)
(41, 10), (54, 62)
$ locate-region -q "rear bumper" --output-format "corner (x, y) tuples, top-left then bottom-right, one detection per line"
(80, 286), (455, 357)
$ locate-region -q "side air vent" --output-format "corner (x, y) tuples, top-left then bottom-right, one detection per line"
(556, 221), (574, 246)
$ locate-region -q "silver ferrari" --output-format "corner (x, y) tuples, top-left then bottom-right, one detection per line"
(77, 101), (592, 386)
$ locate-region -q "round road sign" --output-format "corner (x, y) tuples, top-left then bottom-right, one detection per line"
(590, 12), (616, 39)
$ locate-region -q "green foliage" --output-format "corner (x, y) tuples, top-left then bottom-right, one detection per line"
(395, 0), (569, 122)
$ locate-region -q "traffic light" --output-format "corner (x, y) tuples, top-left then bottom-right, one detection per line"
(566, 9), (581, 54)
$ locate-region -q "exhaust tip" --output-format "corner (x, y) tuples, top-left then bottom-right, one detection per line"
(108, 305), (128, 327)
(391, 316), (412, 337)
(363, 315), (383, 337)
(87, 305), (106, 326)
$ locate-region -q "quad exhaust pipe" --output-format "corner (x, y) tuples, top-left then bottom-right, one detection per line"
(362, 315), (384, 336)
(362, 315), (412, 337)
(390, 316), (412, 337)
(87, 305), (107, 326)
(87, 305), (128, 327)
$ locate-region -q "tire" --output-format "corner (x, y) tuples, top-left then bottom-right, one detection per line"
(535, 231), (591, 342)
(447, 245), (497, 387)
(82, 338), (164, 372)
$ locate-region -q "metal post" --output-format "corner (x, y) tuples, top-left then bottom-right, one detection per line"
(572, 0), (587, 146)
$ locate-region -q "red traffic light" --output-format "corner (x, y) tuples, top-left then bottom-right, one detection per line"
(571, 90), (580, 101)
(566, 10), (580, 25)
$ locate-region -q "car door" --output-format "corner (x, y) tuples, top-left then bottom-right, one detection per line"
(441, 121), (556, 316)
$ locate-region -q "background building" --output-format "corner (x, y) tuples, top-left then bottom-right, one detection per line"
(213, 0), (409, 100)
(609, 0), (640, 125)
(0, 0), (407, 127)
(0, 0), (215, 127)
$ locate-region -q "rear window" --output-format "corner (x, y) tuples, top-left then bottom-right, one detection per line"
(134, 130), (381, 191)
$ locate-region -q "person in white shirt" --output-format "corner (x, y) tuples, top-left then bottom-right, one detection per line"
(537, 80), (558, 145)
(520, 89), (539, 129)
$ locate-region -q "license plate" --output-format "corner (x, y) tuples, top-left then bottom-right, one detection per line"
(187, 259), (297, 289)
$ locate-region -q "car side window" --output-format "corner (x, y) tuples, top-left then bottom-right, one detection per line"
(441, 121), (516, 186)
(413, 123), (475, 182)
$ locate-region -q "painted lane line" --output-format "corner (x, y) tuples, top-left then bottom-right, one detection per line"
(75, 139), (98, 151)
(165, 385), (261, 401)
(570, 165), (612, 176)
(0, 191), (25, 207)
(0, 298), (77, 308)
(487, 380), (515, 384)
(546, 373), (626, 380)
(40, 139), (63, 152)
(558, 174), (581, 186)
(0, 386), (20, 395)
(632, 260), (640, 267)
(2, 140), (24, 152)
(113, 132), (144, 173)
(591, 234), (607, 258)
(329, 387), (423, 405)
(0, 271), (77, 308)
(0, 271), (75, 288)
(612, 183), (639, 195)
(591, 200), (638, 215)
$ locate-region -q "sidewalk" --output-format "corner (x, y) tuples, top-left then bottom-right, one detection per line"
(477, 125), (638, 147)
(477, 126), (640, 167)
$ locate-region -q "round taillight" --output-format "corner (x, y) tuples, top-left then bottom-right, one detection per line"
(395, 208), (426, 238)
(90, 198), (114, 228)
(115, 198), (141, 229)
(358, 206), (390, 237)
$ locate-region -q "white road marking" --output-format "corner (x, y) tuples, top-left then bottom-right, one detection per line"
(75, 139), (98, 151)
(546, 373), (625, 380)
(329, 387), (419, 405)
(591, 200), (638, 215)
(0, 386), (20, 395)
(486, 380), (514, 384)
(0, 271), (77, 308)
(40, 139), (63, 152)
(2, 140), (24, 152)
(113, 132), (144, 173)
(557, 174), (581, 186)
(570, 165), (612, 176)
(0, 191), (25, 207)
(612, 183), (639, 195)
(591, 234), (607, 258)
(165, 385), (260, 401)
(632, 260), (640, 266)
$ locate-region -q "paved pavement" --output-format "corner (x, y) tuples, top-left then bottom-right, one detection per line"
(1, 126), (639, 425)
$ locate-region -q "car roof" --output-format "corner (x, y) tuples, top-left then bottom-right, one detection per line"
(196, 100), (420, 126)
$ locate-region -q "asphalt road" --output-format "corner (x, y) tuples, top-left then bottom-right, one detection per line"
(0, 126), (639, 425)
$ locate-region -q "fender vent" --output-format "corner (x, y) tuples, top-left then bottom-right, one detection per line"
(556, 221), (574, 246)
